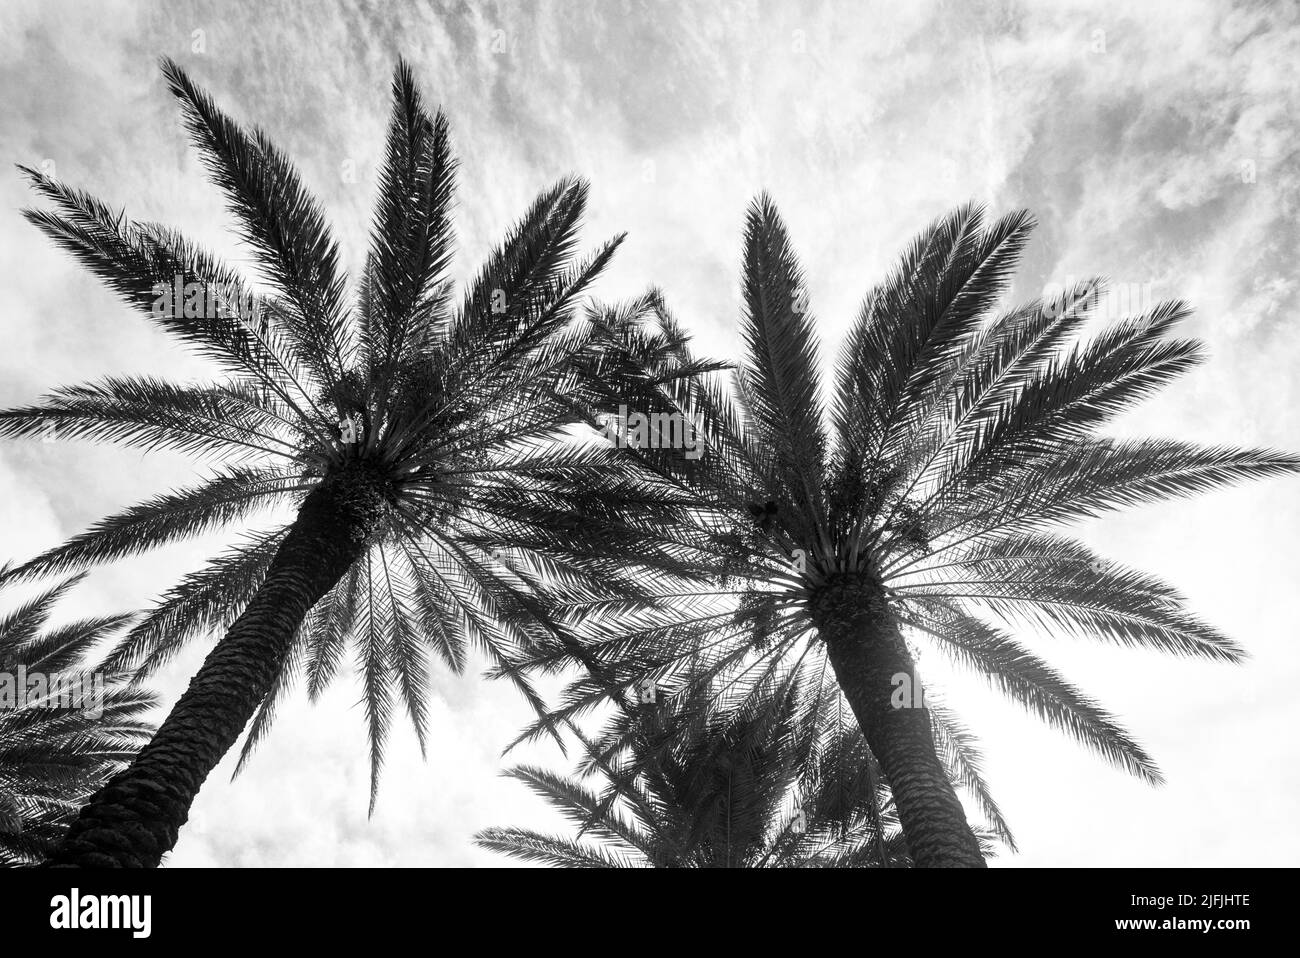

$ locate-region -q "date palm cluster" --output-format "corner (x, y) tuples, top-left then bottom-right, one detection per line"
(1, 59), (1293, 867)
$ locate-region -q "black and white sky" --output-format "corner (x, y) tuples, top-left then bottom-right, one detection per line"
(1, 0), (1297, 866)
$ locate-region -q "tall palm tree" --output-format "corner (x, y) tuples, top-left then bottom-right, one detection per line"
(512, 198), (1300, 867)
(2, 59), (631, 867)
(0, 569), (156, 865)
(477, 668), (1003, 867)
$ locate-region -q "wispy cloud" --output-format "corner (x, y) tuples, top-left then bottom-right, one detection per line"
(2, 0), (1296, 866)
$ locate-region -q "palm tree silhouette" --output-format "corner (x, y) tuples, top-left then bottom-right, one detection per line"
(3, 59), (627, 866)
(0, 569), (155, 865)
(514, 198), (1300, 866)
(477, 671), (1002, 867)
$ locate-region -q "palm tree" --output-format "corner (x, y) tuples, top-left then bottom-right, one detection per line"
(0, 569), (156, 865)
(512, 198), (1300, 867)
(477, 667), (1004, 867)
(2, 59), (630, 867)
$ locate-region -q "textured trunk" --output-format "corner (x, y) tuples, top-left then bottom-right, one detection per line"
(812, 576), (986, 868)
(43, 465), (387, 868)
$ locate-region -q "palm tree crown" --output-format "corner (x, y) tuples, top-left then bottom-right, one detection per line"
(476, 672), (999, 867)
(513, 196), (1300, 865)
(3, 58), (636, 865)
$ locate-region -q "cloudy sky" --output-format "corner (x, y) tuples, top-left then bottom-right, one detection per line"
(1, 0), (1297, 866)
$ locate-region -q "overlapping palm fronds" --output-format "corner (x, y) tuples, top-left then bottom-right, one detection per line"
(3, 58), (650, 865)
(506, 196), (1300, 865)
(478, 658), (1005, 867)
(0, 568), (155, 865)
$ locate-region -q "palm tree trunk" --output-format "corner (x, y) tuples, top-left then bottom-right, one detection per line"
(42, 465), (388, 867)
(812, 576), (986, 868)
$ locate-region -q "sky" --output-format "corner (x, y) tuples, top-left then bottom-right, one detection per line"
(1, 0), (1297, 866)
